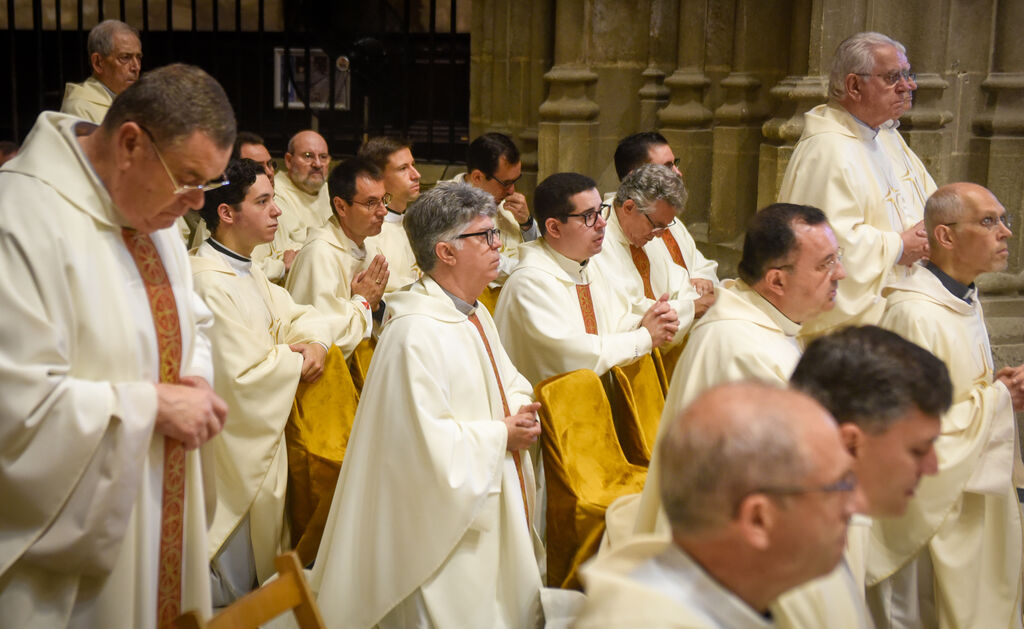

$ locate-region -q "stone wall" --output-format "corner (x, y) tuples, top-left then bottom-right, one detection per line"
(470, 0), (1024, 368)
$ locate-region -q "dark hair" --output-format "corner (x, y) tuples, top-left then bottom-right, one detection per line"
(737, 203), (827, 284)
(104, 63), (236, 150)
(614, 132), (670, 181)
(0, 140), (17, 155)
(792, 326), (952, 433)
(533, 172), (598, 236)
(466, 132), (519, 178)
(327, 157), (383, 204)
(358, 136), (412, 170)
(199, 158), (263, 234)
(232, 131), (265, 160)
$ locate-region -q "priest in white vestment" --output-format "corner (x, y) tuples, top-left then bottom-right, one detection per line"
(359, 136), (424, 291)
(250, 130), (333, 280)
(494, 172), (681, 386)
(778, 32), (934, 339)
(190, 159), (332, 604)
(60, 20), (141, 123)
(872, 183), (1024, 629)
(616, 203), (847, 543)
(0, 64), (234, 629)
(310, 182), (544, 628)
(285, 157), (390, 356)
(576, 383), (857, 628)
(448, 132), (540, 283)
(773, 326), (952, 629)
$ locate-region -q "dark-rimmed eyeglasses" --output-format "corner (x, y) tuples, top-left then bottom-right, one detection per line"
(856, 69), (916, 87)
(563, 203), (610, 228)
(456, 227), (501, 247)
(136, 124), (229, 195)
(643, 212), (677, 234)
(487, 172), (522, 189)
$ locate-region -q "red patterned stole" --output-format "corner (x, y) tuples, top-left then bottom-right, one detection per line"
(575, 284), (599, 334)
(121, 228), (186, 627)
(660, 231), (688, 270)
(628, 245), (656, 300)
(467, 313), (531, 528)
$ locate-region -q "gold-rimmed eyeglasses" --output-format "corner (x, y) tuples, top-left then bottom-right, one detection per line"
(136, 124), (229, 195)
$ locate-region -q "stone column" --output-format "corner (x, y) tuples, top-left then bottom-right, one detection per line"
(637, 0), (679, 133)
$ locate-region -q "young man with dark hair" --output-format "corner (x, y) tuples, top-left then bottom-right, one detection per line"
(191, 158), (332, 605)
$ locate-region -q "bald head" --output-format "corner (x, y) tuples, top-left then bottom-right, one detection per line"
(925, 182), (1011, 283)
(659, 382), (841, 535)
(284, 130), (330, 195)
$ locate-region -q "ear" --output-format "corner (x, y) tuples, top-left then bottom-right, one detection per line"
(434, 240), (459, 268)
(762, 267), (788, 299)
(217, 203), (235, 227)
(543, 217), (563, 240)
(839, 423), (864, 458)
(333, 196), (348, 220)
(284, 152), (294, 171)
(844, 73), (862, 101)
(736, 494), (774, 551)
(113, 122), (145, 170)
(932, 224), (955, 252)
(89, 52), (104, 76)
(621, 199), (637, 214)
(467, 169), (486, 186)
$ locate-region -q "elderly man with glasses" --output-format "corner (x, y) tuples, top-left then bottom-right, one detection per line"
(250, 129), (334, 281)
(494, 172), (680, 387)
(778, 31), (935, 341)
(286, 157), (390, 356)
(60, 19), (143, 123)
(0, 63), (232, 628)
(870, 183), (1024, 629)
(309, 182), (545, 628)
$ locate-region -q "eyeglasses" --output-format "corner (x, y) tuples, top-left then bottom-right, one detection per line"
(856, 69), (916, 87)
(771, 247), (844, 274)
(256, 159), (276, 174)
(136, 124), (230, 195)
(941, 214), (1012, 231)
(663, 158), (680, 168)
(758, 470), (858, 497)
(351, 192), (393, 212)
(296, 151), (330, 164)
(456, 227), (501, 247)
(563, 203), (610, 228)
(487, 172), (522, 189)
(643, 212), (677, 234)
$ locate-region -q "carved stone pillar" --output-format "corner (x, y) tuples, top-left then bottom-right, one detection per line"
(637, 0), (679, 132)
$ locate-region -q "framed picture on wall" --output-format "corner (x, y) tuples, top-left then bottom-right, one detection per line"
(273, 47), (350, 110)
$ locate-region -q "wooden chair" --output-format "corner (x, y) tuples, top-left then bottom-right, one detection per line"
(347, 337), (376, 392)
(536, 369), (648, 590)
(609, 354), (666, 466)
(174, 552), (325, 629)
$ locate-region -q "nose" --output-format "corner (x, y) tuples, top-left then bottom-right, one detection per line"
(833, 260), (848, 281)
(672, 163), (682, 177)
(185, 190), (205, 211)
(595, 213), (608, 229)
(492, 231), (502, 250)
(921, 445), (939, 477)
(411, 166), (421, 181)
(999, 220), (1012, 238)
(270, 201), (282, 218)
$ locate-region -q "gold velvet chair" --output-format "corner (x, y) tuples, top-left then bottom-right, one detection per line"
(651, 348), (670, 395)
(610, 354), (666, 466)
(657, 340), (685, 387)
(285, 345), (359, 565)
(347, 337), (376, 392)
(477, 284), (501, 315)
(174, 552), (325, 629)
(536, 369), (648, 590)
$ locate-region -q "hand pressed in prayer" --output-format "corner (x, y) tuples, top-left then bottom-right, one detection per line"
(641, 293), (680, 348)
(691, 280), (716, 319)
(505, 402), (542, 451)
(283, 249), (298, 272)
(351, 254), (389, 309)
(154, 376), (228, 449)
(290, 342), (328, 383)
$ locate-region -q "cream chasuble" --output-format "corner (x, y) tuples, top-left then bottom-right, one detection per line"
(601, 207), (698, 341)
(188, 219), (286, 281)
(773, 515), (875, 629)
(873, 263), (1023, 628)
(249, 170), (333, 274)
(601, 191), (720, 284)
(493, 239), (653, 386)
(364, 210), (421, 292)
(0, 112), (214, 628)
(778, 103), (936, 338)
(611, 279), (803, 544)
(59, 76), (113, 123)
(575, 535), (775, 629)
(309, 277), (543, 628)
(191, 241), (331, 583)
(285, 216), (375, 356)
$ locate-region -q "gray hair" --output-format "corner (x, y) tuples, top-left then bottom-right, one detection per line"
(829, 32), (906, 101)
(404, 182), (497, 273)
(660, 383), (812, 534)
(614, 163), (688, 216)
(923, 186), (967, 243)
(87, 20), (139, 57)
(103, 63), (236, 151)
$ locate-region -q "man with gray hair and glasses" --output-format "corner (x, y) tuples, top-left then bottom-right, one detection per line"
(779, 31), (934, 340)
(575, 381), (857, 628)
(871, 182), (1024, 629)
(60, 19), (142, 123)
(309, 182), (545, 628)
(0, 63), (233, 628)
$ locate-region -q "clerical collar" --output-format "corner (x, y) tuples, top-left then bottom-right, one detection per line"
(438, 283), (478, 315)
(97, 80), (117, 98)
(385, 208), (405, 223)
(849, 112), (881, 140)
(925, 260), (975, 304)
(544, 240), (590, 284)
(206, 237), (253, 276)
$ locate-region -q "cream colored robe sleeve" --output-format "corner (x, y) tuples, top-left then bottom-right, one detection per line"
(667, 221), (720, 284)
(59, 76), (112, 123)
(285, 237), (371, 356)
